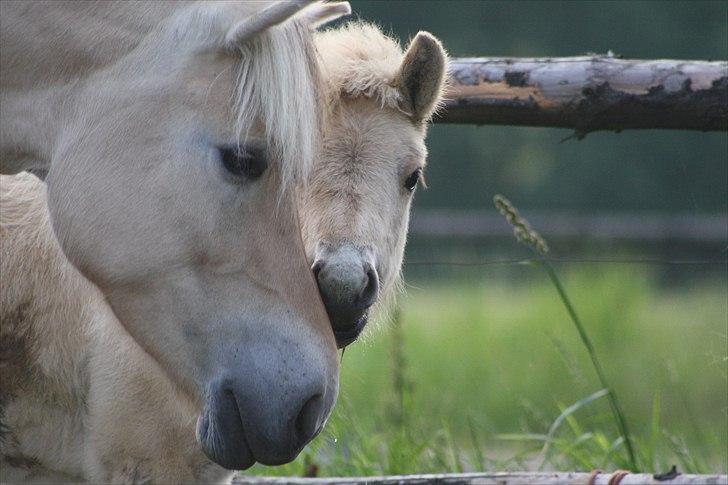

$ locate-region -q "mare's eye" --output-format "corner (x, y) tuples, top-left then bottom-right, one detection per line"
(404, 168), (422, 192)
(218, 145), (267, 179)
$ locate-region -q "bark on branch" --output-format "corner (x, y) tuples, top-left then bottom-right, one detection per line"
(235, 472), (727, 484)
(435, 56), (728, 136)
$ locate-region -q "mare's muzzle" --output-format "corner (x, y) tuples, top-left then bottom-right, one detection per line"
(196, 333), (335, 470)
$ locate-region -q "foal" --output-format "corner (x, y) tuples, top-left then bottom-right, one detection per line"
(305, 22), (448, 344)
(0, 20), (447, 483)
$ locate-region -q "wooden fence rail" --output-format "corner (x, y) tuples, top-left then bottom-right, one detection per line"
(235, 471), (727, 484)
(233, 58), (728, 485)
(435, 56), (728, 137)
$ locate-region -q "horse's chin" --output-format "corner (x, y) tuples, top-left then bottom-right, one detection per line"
(333, 313), (368, 348)
(196, 409), (255, 470)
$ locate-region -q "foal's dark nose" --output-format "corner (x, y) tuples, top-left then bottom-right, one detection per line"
(312, 246), (379, 348)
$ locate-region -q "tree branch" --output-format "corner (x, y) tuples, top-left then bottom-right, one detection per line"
(434, 56), (728, 136)
(235, 472), (727, 484)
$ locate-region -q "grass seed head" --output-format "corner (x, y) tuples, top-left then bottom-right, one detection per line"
(493, 194), (549, 255)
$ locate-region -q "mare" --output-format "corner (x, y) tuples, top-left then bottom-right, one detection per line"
(0, 1), (350, 481)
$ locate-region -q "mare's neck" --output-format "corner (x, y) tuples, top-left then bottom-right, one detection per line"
(0, 1), (182, 174)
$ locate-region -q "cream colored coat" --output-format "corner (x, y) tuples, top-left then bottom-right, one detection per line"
(0, 12), (446, 483)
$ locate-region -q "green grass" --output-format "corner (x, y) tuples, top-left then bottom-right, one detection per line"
(245, 266), (727, 477)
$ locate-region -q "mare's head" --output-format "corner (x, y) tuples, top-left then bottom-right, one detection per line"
(45, 1), (350, 470)
(301, 24), (448, 346)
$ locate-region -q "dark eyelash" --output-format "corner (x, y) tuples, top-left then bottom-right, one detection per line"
(404, 168), (422, 192)
(219, 145), (267, 179)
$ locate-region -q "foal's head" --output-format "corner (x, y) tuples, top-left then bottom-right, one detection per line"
(301, 23), (448, 346)
(43, 1), (349, 470)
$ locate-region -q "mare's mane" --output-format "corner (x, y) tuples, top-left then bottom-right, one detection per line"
(167, 3), (323, 194)
(22, 1), (325, 195)
(230, 19), (323, 195)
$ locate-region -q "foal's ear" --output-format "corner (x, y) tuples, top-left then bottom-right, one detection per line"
(395, 32), (448, 123)
(225, 1), (351, 49)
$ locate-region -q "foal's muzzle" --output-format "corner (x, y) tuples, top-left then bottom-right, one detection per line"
(312, 244), (379, 348)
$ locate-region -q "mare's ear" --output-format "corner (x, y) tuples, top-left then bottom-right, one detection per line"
(395, 32), (448, 123)
(299, 1), (351, 29)
(225, 1), (350, 49)
(225, 0), (310, 49)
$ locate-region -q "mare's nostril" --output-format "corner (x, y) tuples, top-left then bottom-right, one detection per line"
(197, 381), (253, 470)
(295, 394), (324, 443)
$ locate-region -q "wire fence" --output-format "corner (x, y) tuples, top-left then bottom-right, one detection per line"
(405, 209), (727, 270)
(410, 210), (727, 243)
(406, 257), (728, 267)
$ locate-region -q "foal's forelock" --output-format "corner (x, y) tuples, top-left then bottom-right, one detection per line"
(229, 19), (323, 198)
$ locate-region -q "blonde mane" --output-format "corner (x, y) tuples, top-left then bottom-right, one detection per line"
(165, 2), (325, 195)
(231, 19), (323, 194)
(315, 22), (407, 114)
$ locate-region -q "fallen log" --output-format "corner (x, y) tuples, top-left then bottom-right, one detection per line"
(235, 471), (727, 484)
(435, 56), (728, 137)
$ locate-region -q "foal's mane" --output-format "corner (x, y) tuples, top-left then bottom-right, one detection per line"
(315, 22), (406, 113)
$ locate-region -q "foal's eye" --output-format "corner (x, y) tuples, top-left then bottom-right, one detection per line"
(404, 168), (422, 192)
(218, 145), (267, 179)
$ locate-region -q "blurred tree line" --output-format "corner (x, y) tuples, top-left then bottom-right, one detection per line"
(346, 1), (727, 215)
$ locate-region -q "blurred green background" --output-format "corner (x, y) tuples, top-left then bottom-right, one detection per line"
(249, 0), (727, 477)
(353, 0), (728, 215)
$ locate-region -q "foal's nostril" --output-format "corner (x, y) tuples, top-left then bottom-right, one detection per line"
(359, 266), (379, 308)
(294, 394), (324, 443)
(311, 260), (324, 277)
(314, 251), (379, 347)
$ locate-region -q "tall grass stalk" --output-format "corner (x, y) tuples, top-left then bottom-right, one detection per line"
(468, 415), (487, 471)
(388, 306), (408, 429)
(494, 194), (638, 470)
(541, 261), (638, 469)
